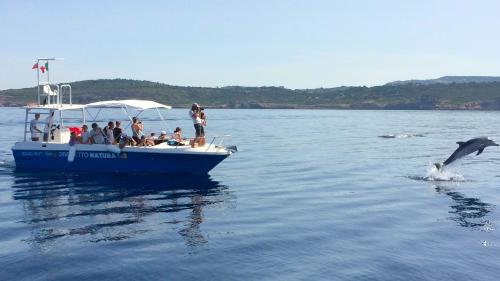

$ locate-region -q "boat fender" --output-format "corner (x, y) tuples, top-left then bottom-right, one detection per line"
(67, 146), (77, 162)
(106, 145), (121, 154)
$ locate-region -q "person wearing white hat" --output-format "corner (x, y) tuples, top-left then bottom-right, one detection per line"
(156, 130), (168, 144)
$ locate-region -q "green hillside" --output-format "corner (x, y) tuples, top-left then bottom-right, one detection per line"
(2, 78), (500, 109)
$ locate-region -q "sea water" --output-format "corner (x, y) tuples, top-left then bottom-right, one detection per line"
(1, 108), (500, 280)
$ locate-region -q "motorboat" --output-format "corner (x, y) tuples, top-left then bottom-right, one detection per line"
(11, 58), (237, 174)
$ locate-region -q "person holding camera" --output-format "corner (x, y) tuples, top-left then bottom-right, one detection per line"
(189, 103), (205, 147)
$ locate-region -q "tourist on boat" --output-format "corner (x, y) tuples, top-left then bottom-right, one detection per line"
(158, 131), (168, 141)
(168, 127), (187, 146)
(29, 113), (43, 141)
(153, 131), (167, 145)
(172, 127), (184, 142)
(200, 110), (206, 145)
(113, 120), (123, 143)
(189, 103), (205, 147)
(103, 121), (115, 144)
(80, 124), (92, 144)
(90, 123), (106, 144)
(69, 131), (78, 146)
(118, 133), (136, 149)
(147, 133), (158, 145)
(131, 117), (145, 144)
(136, 135), (155, 147)
(147, 134), (156, 146)
(43, 111), (55, 142)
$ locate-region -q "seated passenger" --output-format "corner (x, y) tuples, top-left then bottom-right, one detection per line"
(118, 133), (136, 149)
(69, 131), (78, 146)
(113, 120), (123, 143)
(149, 132), (163, 146)
(90, 123), (106, 144)
(80, 124), (92, 144)
(171, 127), (184, 142)
(158, 131), (168, 141)
(168, 127), (186, 146)
(103, 121), (115, 144)
(137, 135), (155, 147)
(155, 131), (168, 145)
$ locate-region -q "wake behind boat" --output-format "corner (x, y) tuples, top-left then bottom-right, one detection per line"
(11, 58), (237, 174)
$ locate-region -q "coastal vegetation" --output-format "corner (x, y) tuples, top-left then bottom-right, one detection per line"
(2, 78), (500, 110)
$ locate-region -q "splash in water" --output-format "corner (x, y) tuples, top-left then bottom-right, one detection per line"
(378, 133), (425, 139)
(424, 164), (464, 182)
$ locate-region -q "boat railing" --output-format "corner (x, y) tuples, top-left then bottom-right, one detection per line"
(166, 135), (232, 152)
(204, 135), (232, 152)
(37, 83), (73, 107)
(60, 84), (72, 106)
(38, 83), (60, 106)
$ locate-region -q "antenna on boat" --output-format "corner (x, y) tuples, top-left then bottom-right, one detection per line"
(36, 57), (65, 106)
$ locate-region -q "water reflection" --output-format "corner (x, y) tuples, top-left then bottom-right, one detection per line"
(11, 172), (233, 250)
(434, 184), (494, 229)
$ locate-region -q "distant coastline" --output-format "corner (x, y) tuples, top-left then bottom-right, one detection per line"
(2, 77), (500, 110)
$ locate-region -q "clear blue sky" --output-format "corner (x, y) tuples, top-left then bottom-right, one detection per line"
(1, 0), (500, 90)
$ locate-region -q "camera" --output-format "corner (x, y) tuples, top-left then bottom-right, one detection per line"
(199, 107), (205, 111)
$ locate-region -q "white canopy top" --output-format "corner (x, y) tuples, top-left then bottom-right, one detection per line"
(85, 99), (172, 110)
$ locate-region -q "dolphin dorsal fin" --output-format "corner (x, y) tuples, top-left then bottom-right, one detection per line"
(457, 141), (465, 146)
(477, 148), (485, 155)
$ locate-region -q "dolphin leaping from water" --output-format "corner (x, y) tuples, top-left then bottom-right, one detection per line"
(434, 137), (499, 170)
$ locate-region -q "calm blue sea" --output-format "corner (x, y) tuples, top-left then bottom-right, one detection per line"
(1, 108), (500, 280)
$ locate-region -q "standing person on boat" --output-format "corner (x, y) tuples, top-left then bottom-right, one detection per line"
(200, 110), (206, 145)
(103, 121), (115, 144)
(113, 120), (123, 143)
(131, 117), (145, 145)
(43, 110), (55, 142)
(29, 113), (43, 141)
(90, 123), (106, 144)
(189, 103), (203, 147)
(80, 124), (92, 144)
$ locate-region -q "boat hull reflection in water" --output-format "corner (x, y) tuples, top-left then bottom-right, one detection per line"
(11, 172), (232, 247)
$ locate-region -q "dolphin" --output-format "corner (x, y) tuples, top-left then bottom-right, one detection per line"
(435, 137), (499, 170)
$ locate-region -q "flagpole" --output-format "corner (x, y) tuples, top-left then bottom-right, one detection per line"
(37, 58), (40, 105)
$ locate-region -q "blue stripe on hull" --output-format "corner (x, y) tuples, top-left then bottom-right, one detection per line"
(12, 150), (228, 174)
